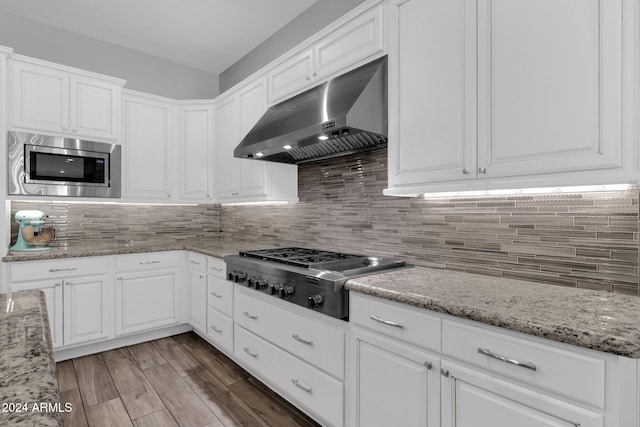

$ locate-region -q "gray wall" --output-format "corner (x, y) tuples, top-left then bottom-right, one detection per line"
(0, 11), (219, 99)
(219, 0), (368, 93)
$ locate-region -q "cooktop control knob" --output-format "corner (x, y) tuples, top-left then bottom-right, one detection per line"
(247, 277), (255, 288)
(307, 294), (324, 309)
(278, 285), (295, 298)
(258, 279), (268, 290)
(228, 271), (236, 281)
(269, 284), (278, 295)
(237, 272), (247, 283)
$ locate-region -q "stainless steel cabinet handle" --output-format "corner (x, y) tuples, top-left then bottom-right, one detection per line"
(424, 361), (433, 370)
(291, 334), (313, 346)
(55, 282), (62, 287)
(210, 266), (223, 272)
(291, 378), (312, 394)
(478, 167), (487, 174)
(190, 260), (200, 265)
(211, 292), (223, 298)
(49, 268), (77, 272)
(139, 260), (161, 265)
(370, 314), (404, 329)
(243, 347), (258, 358)
(478, 348), (537, 371)
(62, 127), (68, 132)
(243, 311), (258, 320)
(462, 168), (469, 175)
(441, 368), (450, 377)
(211, 325), (223, 334)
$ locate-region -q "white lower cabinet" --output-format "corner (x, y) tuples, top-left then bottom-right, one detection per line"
(233, 287), (346, 427)
(440, 361), (602, 427)
(350, 292), (637, 427)
(9, 257), (114, 349)
(115, 270), (180, 335)
(205, 256), (234, 353)
(63, 274), (113, 346)
(351, 326), (440, 427)
(235, 324), (344, 427)
(188, 253), (207, 334)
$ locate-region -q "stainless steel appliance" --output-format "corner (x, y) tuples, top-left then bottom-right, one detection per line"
(8, 131), (121, 198)
(234, 56), (387, 164)
(225, 247), (406, 320)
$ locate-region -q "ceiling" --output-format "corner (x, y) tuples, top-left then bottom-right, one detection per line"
(0, 0), (318, 75)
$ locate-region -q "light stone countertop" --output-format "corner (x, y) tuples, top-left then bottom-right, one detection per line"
(0, 290), (62, 426)
(345, 266), (640, 358)
(1, 238), (278, 262)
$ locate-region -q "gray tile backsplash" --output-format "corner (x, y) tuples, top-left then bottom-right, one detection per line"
(11, 148), (640, 295)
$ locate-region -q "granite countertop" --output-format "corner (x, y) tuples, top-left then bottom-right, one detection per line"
(0, 290), (62, 426)
(345, 266), (640, 359)
(1, 238), (278, 262)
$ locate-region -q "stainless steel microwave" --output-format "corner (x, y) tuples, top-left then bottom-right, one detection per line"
(8, 131), (121, 197)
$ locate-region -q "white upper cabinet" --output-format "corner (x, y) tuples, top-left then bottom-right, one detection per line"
(180, 103), (214, 202)
(476, 0), (622, 178)
(267, 5), (384, 103)
(10, 57), (123, 141)
(121, 91), (174, 201)
(385, 0), (637, 195)
(214, 77), (298, 203)
(386, 0), (477, 187)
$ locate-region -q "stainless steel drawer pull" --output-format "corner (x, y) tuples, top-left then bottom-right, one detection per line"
(190, 260), (200, 265)
(291, 378), (313, 394)
(370, 314), (404, 329)
(211, 325), (223, 334)
(210, 266), (223, 272)
(291, 334), (313, 346)
(243, 311), (258, 320)
(49, 268), (77, 272)
(477, 348), (537, 371)
(211, 292), (223, 298)
(139, 260), (161, 265)
(243, 347), (258, 358)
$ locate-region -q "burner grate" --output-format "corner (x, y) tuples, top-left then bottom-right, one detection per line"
(240, 247), (362, 268)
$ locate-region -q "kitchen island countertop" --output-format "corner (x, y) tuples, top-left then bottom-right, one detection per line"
(0, 290), (62, 426)
(346, 266), (640, 358)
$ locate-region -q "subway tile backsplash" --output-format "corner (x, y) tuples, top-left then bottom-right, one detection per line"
(11, 148), (640, 295)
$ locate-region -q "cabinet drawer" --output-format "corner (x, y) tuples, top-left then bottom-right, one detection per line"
(207, 275), (233, 316)
(116, 251), (183, 272)
(442, 319), (605, 408)
(350, 293), (441, 352)
(235, 325), (343, 427)
(188, 252), (206, 272)
(234, 290), (345, 380)
(207, 307), (233, 354)
(10, 256), (112, 282)
(207, 256), (225, 278)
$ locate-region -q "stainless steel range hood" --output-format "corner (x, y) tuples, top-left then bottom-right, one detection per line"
(234, 56), (387, 164)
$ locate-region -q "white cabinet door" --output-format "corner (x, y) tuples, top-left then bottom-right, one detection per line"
(116, 270), (179, 336)
(386, 0), (477, 187)
(476, 0), (623, 178)
(441, 361), (602, 427)
(236, 78), (269, 198)
(213, 95), (237, 199)
(180, 104), (213, 201)
(12, 280), (64, 349)
(70, 76), (120, 140)
(314, 6), (383, 80)
(63, 275), (112, 347)
(11, 60), (70, 134)
(188, 269), (207, 333)
(267, 49), (314, 103)
(122, 93), (173, 200)
(351, 326), (439, 427)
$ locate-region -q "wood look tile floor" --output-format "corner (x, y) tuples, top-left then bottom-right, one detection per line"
(57, 332), (321, 427)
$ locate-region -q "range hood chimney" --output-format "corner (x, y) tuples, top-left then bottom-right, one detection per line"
(234, 56), (387, 164)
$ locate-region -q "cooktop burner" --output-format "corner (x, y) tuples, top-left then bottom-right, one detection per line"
(239, 247), (361, 269)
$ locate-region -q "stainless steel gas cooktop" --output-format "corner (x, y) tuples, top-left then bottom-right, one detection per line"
(224, 247), (407, 320)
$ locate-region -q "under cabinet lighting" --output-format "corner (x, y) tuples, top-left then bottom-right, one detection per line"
(283, 145), (293, 150)
(421, 184), (634, 199)
(255, 152), (265, 157)
(317, 135), (329, 141)
(221, 201), (292, 206)
(11, 199), (199, 206)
